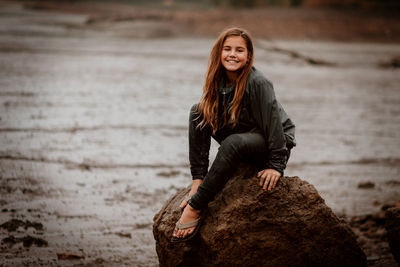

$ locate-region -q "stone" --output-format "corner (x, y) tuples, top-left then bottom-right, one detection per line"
(357, 182), (375, 189)
(360, 220), (375, 232)
(385, 207), (400, 264)
(371, 210), (386, 226)
(153, 165), (366, 267)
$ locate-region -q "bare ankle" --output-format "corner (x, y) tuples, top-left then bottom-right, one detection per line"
(187, 204), (200, 213)
(189, 179), (203, 196)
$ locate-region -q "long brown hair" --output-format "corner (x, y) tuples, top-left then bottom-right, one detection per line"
(197, 27), (254, 133)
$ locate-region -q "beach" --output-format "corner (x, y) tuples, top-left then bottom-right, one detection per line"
(0, 1), (399, 265)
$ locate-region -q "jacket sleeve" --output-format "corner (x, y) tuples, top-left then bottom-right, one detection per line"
(250, 78), (288, 175)
(188, 104), (211, 180)
(277, 101), (296, 150)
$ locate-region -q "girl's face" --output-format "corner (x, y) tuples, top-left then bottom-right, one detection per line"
(220, 36), (249, 74)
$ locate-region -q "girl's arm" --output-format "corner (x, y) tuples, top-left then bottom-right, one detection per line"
(188, 105), (211, 180)
(250, 78), (288, 176)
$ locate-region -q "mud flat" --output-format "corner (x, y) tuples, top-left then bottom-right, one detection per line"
(0, 1), (399, 266)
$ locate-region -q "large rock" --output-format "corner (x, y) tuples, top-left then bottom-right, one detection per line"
(385, 207), (400, 264)
(153, 165), (366, 267)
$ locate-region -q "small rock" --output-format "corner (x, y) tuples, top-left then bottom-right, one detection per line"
(0, 219), (25, 232)
(2, 235), (48, 247)
(22, 235), (48, 247)
(94, 258), (105, 264)
(57, 252), (85, 260)
(357, 236), (368, 246)
(375, 227), (386, 237)
(157, 170), (181, 177)
(371, 211), (386, 225)
(115, 232), (132, 239)
(358, 182), (375, 189)
(367, 255), (380, 261)
(0, 219), (43, 232)
(360, 220), (375, 232)
(379, 56), (400, 69)
(351, 215), (371, 226)
(364, 228), (381, 239)
(372, 200), (381, 206)
(385, 207), (400, 264)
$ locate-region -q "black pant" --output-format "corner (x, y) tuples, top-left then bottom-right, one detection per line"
(188, 104), (269, 210)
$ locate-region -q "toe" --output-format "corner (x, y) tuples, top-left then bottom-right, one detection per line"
(178, 229), (184, 238)
(183, 229), (190, 238)
(188, 227), (194, 235)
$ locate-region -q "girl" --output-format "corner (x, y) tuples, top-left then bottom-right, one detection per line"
(171, 27), (296, 242)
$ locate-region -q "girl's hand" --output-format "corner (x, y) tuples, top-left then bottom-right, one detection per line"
(179, 179), (203, 209)
(257, 169), (281, 191)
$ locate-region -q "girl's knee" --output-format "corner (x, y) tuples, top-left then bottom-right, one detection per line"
(219, 134), (246, 155)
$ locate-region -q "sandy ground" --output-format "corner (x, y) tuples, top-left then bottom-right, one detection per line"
(0, 1), (399, 266)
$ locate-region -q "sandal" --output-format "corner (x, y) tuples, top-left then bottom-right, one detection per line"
(171, 211), (204, 243)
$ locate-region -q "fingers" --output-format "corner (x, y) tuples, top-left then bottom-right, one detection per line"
(179, 199), (187, 209)
(258, 170), (270, 188)
(257, 169), (281, 191)
(268, 175), (279, 191)
(258, 170), (267, 186)
(272, 175), (279, 188)
(263, 173), (273, 190)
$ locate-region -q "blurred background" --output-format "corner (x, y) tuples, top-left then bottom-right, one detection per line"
(0, 0), (399, 265)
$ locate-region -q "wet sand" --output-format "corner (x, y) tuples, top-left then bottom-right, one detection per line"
(0, 1), (399, 266)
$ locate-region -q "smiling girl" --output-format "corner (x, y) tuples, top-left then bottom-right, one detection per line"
(171, 27), (296, 242)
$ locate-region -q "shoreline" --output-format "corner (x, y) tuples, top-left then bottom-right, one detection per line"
(16, 0), (400, 43)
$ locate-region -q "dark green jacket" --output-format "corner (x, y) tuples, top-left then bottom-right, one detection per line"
(219, 66), (296, 174)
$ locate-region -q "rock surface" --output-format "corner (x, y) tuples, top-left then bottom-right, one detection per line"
(153, 165), (367, 267)
(349, 203), (399, 265)
(385, 207), (400, 264)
